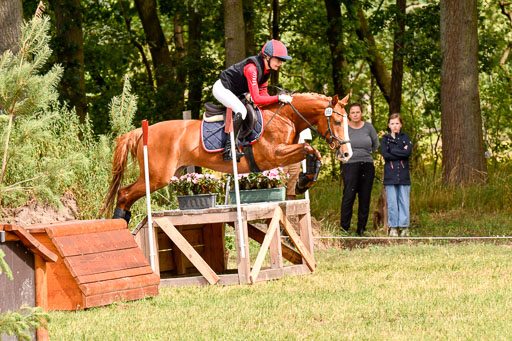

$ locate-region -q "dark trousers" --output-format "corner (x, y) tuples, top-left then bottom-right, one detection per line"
(340, 162), (375, 233)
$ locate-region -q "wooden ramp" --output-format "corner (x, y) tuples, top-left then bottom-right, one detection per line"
(24, 219), (159, 310)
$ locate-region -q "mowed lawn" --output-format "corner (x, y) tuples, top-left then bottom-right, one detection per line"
(49, 243), (512, 340)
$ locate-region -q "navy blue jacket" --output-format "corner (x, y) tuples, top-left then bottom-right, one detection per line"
(381, 132), (412, 185)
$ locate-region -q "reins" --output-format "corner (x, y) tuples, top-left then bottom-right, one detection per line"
(287, 101), (351, 149)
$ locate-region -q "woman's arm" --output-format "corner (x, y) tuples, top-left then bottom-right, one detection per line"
(381, 136), (401, 161)
(369, 124), (379, 153)
(388, 135), (412, 158)
(243, 63), (278, 105)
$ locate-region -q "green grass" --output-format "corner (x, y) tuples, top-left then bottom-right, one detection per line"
(48, 244), (512, 340)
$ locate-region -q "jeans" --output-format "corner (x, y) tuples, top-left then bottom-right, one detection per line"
(385, 184), (410, 228)
(340, 162), (375, 233)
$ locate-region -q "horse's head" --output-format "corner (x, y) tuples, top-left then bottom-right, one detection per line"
(316, 93), (353, 163)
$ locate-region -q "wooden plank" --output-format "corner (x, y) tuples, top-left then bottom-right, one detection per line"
(78, 273), (160, 296)
(64, 247), (149, 278)
(32, 234), (83, 310)
(269, 220), (283, 269)
(34, 254), (49, 341)
(83, 285), (159, 309)
(6, 225), (58, 262)
(299, 212), (314, 260)
(52, 229), (138, 257)
(283, 264), (312, 276)
(246, 223), (302, 264)
(279, 209), (316, 272)
(154, 218), (220, 285)
(249, 208), (280, 284)
(76, 265), (154, 285)
(159, 273), (240, 287)
(283, 200), (311, 216)
(235, 212), (250, 284)
(160, 212), (239, 226)
(42, 219), (127, 238)
(254, 267), (284, 283)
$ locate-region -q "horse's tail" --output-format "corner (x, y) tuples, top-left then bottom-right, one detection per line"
(99, 128), (142, 218)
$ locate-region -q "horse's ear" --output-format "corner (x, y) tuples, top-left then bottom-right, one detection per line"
(340, 93), (350, 107)
(332, 94), (339, 106)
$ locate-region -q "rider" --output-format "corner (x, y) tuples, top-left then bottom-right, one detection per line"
(213, 39), (293, 161)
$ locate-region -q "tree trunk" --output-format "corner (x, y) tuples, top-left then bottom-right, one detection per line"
(343, 0), (391, 104)
(135, 0), (182, 119)
(173, 12), (186, 114)
(440, 0), (487, 184)
(188, 7), (203, 119)
(223, 0), (245, 67)
(244, 0), (256, 56)
(389, 0), (406, 115)
(0, 0), (22, 55)
(270, 0), (280, 85)
(49, 0), (87, 123)
(324, 0), (349, 96)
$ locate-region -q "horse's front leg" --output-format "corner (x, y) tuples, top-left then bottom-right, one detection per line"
(274, 142), (321, 166)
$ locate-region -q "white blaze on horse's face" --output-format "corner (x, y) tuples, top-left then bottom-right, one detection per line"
(332, 96), (353, 163)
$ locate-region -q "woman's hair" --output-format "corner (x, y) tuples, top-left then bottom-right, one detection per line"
(348, 103), (362, 112)
(388, 113), (403, 124)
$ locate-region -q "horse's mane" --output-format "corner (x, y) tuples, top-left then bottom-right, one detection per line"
(293, 92), (331, 100)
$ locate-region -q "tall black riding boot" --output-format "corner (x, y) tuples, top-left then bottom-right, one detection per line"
(223, 112), (245, 162)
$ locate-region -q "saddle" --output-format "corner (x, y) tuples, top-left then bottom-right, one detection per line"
(203, 96), (257, 140)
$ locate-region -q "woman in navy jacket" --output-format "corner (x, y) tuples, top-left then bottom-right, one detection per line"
(381, 114), (412, 236)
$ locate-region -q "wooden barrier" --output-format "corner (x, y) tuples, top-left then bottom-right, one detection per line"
(132, 199), (315, 287)
(1, 219), (159, 313)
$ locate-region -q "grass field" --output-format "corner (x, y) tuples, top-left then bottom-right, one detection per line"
(49, 243), (512, 340)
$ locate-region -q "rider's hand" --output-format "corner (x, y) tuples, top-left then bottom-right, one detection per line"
(278, 94), (293, 104)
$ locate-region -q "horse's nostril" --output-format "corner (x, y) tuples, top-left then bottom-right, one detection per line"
(344, 152), (350, 158)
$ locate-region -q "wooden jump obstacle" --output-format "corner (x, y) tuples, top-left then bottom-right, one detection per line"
(0, 219), (159, 313)
(132, 199), (316, 286)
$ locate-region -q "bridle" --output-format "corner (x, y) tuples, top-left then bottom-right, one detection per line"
(288, 99), (351, 150)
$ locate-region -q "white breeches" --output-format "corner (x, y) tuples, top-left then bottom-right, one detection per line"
(212, 79), (247, 119)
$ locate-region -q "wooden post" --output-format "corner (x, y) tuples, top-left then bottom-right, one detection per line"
(35, 254), (49, 341)
(299, 212), (314, 260)
(279, 208), (316, 272)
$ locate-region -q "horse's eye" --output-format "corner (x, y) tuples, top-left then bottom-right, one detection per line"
(333, 120), (341, 126)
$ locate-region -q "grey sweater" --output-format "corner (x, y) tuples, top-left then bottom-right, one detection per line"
(346, 122), (379, 163)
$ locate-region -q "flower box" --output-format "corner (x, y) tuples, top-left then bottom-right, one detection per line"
(229, 187), (285, 204)
(177, 193), (217, 210)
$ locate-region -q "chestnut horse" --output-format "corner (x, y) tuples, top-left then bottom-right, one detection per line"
(101, 92), (353, 222)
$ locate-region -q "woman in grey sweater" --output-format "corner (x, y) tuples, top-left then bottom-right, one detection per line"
(340, 103), (379, 235)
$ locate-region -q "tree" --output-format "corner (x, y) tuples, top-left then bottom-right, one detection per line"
(49, 0), (87, 124)
(270, 0), (280, 85)
(187, 5), (204, 119)
(343, 0), (392, 104)
(324, 0), (349, 96)
(389, 0), (406, 115)
(0, 0), (23, 55)
(223, 0), (245, 67)
(440, 0), (487, 184)
(135, 0), (183, 119)
(244, 0), (256, 56)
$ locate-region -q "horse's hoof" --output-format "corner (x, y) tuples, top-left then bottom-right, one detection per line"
(113, 207), (131, 224)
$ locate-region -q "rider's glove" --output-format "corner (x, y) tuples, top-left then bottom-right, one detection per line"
(278, 94), (293, 104)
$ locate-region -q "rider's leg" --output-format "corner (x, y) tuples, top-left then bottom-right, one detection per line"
(213, 80), (247, 161)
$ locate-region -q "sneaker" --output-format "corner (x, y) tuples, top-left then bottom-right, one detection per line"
(389, 228), (398, 237)
(400, 228), (410, 237)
